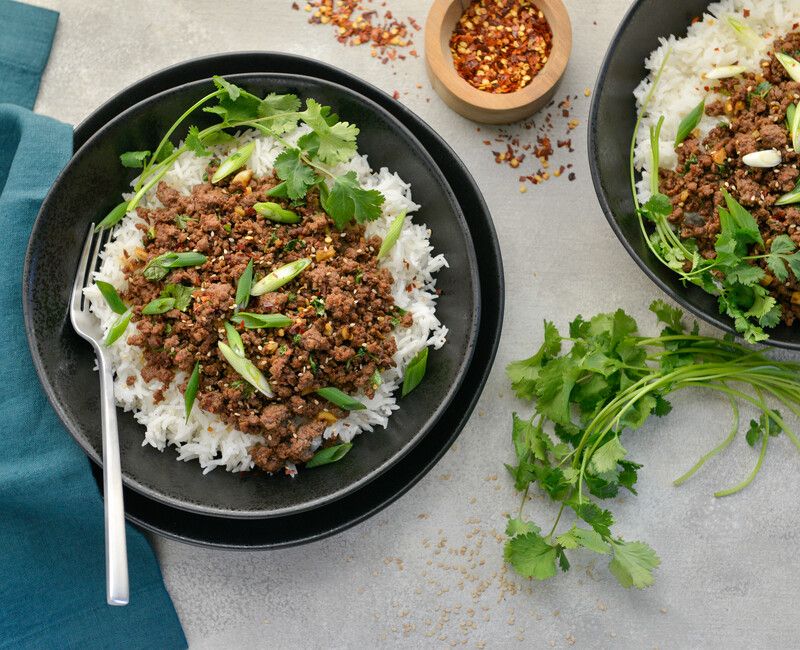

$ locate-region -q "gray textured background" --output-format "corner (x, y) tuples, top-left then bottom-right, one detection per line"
(31, 0), (800, 647)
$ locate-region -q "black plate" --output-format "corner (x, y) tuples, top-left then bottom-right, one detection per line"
(589, 0), (800, 349)
(25, 72), (481, 518)
(71, 52), (502, 548)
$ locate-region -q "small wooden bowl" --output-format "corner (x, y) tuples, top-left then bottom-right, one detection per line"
(424, 0), (572, 124)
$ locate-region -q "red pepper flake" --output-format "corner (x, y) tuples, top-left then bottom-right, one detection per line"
(392, 90), (400, 100)
(449, 0), (553, 94)
(743, 8), (750, 18)
(291, 1), (299, 9)
(302, 0), (417, 64)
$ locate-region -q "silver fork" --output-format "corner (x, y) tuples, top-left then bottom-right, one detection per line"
(70, 224), (129, 606)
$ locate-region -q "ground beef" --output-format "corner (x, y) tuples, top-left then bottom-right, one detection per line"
(121, 170), (413, 472)
(658, 31), (800, 325)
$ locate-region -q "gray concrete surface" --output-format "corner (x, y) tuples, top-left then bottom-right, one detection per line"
(30, 0), (800, 647)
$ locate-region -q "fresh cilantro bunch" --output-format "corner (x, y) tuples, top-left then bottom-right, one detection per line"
(632, 53), (797, 344)
(106, 75), (383, 231)
(504, 300), (800, 589)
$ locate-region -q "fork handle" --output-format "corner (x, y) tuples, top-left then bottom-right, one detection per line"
(97, 353), (129, 606)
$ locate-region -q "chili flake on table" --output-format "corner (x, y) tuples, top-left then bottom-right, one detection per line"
(449, 0), (553, 94)
(301, 0), (420, 64)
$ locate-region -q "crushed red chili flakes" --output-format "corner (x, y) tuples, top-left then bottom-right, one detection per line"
(482, 93), (586, 189)
(302, 0), (420, 64)
(449, 0), (553, 94)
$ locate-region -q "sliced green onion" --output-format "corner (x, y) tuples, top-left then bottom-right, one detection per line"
(95, 281), (127, 314)
(776, 179), (800, 206)
(253, 201), (301, 224)
(316, 386), (366, 411)
(726, 16), (761, 50)
(742, 149), (781, 168)
(224, 321), (245, 357)
(95, 201), (129, 232)
(402, 347), (429, 397)
(250, 258), (311, 296)
(142, 251), (207, 281)
(776, 52), (800, 83)
(141, 297), (176, 315)
(791, 101), (800, 153)
(305, 443), (353, 468)
(674, 100), (704, 147)
(217, 341), (273, 398)
(104, 308), (132, 346)
(704, 65), (746, 80)
(184, 361), (201, 422)
(231, 312), (293, 329)
(377, 210), (406, 260)
(211, 142), (255, 183)
(649, 115), (665, 196)
(235, 259), (254, 310)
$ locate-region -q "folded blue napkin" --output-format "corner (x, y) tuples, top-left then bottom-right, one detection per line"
(0, 2), (186, 648)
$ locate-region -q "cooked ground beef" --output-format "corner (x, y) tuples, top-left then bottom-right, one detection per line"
(659, 31), (800, 325)
(121, 169), (412, 472)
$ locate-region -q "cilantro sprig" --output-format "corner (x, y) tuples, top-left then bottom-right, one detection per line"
(632, 50), (790, 343)
(108, 76), (384, 231)
(505, 300), (800, 589)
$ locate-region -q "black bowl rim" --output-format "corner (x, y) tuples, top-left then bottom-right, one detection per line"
(587, 0), (800, 351)
(23, 70), (481, 518)
(68, 50), (504, 548)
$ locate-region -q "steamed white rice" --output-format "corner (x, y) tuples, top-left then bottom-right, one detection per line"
(633, 0), (800, 202)
(84, 128), (448, 474)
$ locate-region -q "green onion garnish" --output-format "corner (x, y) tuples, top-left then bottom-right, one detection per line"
(402, 347), (429, 397)
(377, 210), (406, 260)
(776, 179), (800, 206)
(217, 341), (273, 398)
(253, 201), (301, 224)
(95, 281), (127, 314)
(305, 442), (353, 468)
(776, 52), (800, 83)
(142, 251), (207, 281)
(95, 201), (128, 232)
(224, 321), (245, 357)
(250, 258), (311, 296)
(231, 312), (293, 329)
(791, 101), (800, 153)
(674, 100), (704, 147)
(726, 16), (761, 50)
(235, 259), (253, 311)
(184, 361), (201, 422)
(141, 297), (176, 315)
(315, 386), (366, 411)
(104, 308), (132, 346)
(211, 142), (255, 183)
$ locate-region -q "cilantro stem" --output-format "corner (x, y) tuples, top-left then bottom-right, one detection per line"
(546, 501), (567, 540)
(673, 395), (738, 486)
(714, 426), (768, 497)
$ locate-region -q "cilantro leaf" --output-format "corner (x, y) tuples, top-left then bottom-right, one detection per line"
(504, 532), (558, 580)
(212, 75), (240, 101)
(649, 299), (684, 332)
(120, 150), (150, 168)
(570, 500), (614, 538)
(320, 171), (384, 229)
(556, 527), (611, 554)
(261, 92), (301, 134)
(160, 284), (195, 311)
(505, 518), (541, 537)
(185, 125), (211, 157)
(299, 99), (358, 165)
(589, 436), (627, 474)
(506, 321), (561, 400)
(609, 540), (660, 589)
(273, 148), (319, 200)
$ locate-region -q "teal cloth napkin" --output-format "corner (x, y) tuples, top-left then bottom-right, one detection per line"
(0, 3), (187, 649)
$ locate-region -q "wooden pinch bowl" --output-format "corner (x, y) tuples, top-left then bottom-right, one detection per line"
(425, 0), (572, 124)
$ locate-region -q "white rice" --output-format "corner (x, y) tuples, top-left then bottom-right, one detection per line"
(633, 0), (800, 202)
(84, 129), (448, 474)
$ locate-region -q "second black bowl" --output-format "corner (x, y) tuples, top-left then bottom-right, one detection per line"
(25, 73), (480, 517)
(588, 0), (800, 349)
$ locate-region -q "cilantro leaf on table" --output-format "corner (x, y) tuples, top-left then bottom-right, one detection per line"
(506, 320), (561, 400)
(609, 541), (660, 589)
(320, 171), (384, 229)
(504, 531), (558, 581)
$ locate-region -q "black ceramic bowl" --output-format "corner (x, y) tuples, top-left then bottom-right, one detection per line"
(25, 73), (480, 518)
(589, 0), (800, 350)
